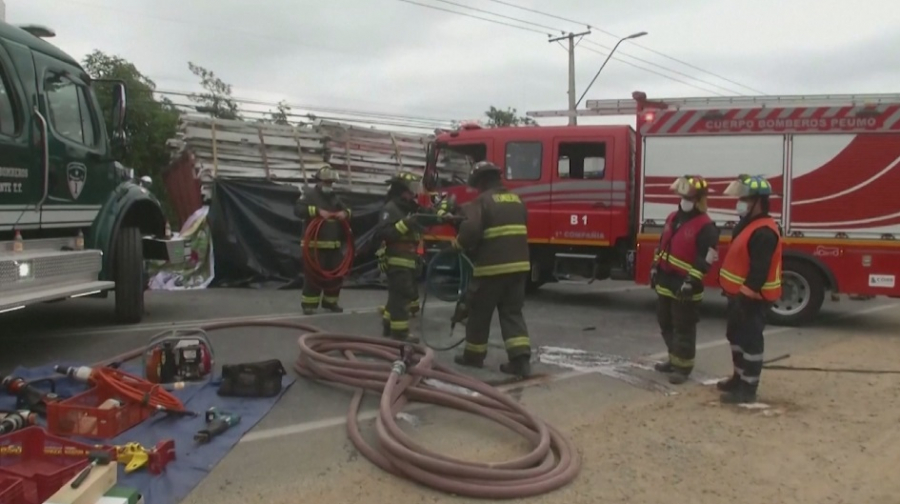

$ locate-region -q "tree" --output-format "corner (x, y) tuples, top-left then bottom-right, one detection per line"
(82, 51), (180, 222)
(187, 62), (241, 120)
(484, 106), (537, 127)
(266, 100), (293, 125)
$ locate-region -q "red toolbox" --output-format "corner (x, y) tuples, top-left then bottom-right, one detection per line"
(0, 427), (115, 504)
(46, 381), (151, 440)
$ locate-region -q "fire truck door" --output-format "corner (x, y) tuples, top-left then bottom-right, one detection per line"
(549, 136), (614, 246)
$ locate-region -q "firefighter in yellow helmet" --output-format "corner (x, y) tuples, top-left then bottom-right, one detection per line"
(294, 165), (351, 315)
(452, 161), (532, 377)
(716, 174), (783, 404)
(650, 175), (720, 384)
(376, 171), (426, 342)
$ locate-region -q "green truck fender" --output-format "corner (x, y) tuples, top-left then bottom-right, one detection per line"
(88, 180), (168, 280)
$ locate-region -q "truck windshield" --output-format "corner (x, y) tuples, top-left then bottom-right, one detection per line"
(434, 143), (487, 185)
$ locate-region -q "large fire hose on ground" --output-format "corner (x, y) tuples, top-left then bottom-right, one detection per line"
(69, 320), (581, 499)
(302, 217), (355, 282)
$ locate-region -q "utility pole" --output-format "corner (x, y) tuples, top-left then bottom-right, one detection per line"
(549, 30), (591, 126)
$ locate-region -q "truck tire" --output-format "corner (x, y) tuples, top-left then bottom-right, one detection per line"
(114, 226), (145, 324)
(767, 259), (825, 327)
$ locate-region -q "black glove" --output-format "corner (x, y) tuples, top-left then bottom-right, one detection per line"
(649, 266), (658, 289)
(676, 281), (693, 302)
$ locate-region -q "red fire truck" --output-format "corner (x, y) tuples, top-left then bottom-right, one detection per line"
(422, 91), (900, 326)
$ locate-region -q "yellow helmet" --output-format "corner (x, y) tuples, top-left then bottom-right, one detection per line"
(669, 175), (712, 199)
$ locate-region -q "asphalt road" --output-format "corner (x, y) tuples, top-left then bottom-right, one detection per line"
(2, 280), (897, 502)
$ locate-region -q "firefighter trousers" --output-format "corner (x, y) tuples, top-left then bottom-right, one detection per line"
(462, 272), (531, 363)
(725, 296), (767, 393)
(302, 249), (344, 309)
(382, 265), (419, 339)
(656, 294), (700, 375)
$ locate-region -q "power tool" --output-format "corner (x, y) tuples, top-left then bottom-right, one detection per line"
(143, 329), (215, 384)
(0, 410), (37, 434)
(193, 407), (240, 444)
(0, 376), (60, 416)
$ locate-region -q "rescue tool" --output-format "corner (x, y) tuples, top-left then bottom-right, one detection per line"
(141, 329), (215, 384)
(0, 375), (60, 416)
(194, 407), (241, 444)
(0, 409), (37, 434)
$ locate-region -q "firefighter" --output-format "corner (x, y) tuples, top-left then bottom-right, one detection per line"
(294, 165), (351, 315)
(650, 176), (721, 384)
(377, 171), (427, 342)
(716, 174), (783, 404)
(452, 161), (532, 377)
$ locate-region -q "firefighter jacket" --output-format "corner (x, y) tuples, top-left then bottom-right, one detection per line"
(719, 214), (783, 301)
(654, 209), (720, 300)
(456, 185), (530, 277)
(294, 186), (351, 249)
(376, 197), (422, 269)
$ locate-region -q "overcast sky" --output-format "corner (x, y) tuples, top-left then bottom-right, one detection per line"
(8, 0), (900, 128)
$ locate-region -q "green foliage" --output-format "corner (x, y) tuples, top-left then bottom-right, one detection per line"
(266, 100), (293, 125)
(187, 62), (241, 120)
(82, 50), (180, 223)
(483, 106), (537, 127)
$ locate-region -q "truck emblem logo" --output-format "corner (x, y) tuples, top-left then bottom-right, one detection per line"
(67, 163), (87, 200)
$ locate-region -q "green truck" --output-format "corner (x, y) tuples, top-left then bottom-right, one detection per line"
(0, 22), (182, 323)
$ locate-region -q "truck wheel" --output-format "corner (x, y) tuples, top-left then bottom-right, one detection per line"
(114, 226), (145, 324)
(767, 259), (825, 327)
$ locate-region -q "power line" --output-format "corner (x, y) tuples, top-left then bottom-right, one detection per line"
(428, 0), (561, 33)
(395, 0), (549, 35)
(480, 0), (767, 95)
(398, 0), (742, 96)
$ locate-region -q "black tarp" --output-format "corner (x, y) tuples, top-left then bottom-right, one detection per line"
(207, 178), (386, 289)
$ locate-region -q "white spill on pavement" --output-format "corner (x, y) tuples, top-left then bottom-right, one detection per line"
(537, 346), (678, 396)
(423, 378), (481, 397)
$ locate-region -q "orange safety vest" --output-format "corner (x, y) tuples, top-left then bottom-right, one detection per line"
(719, 216), (783, 301)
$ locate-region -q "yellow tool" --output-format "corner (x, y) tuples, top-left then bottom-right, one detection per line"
(115, 443), (151, 473)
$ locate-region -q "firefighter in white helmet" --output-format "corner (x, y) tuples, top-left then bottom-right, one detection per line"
(651, 175), (720, 384)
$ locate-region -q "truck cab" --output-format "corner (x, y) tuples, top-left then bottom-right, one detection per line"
(424, 123), (637, 289)
(0, 22), (182, 323)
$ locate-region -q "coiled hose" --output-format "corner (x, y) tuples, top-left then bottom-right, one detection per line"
(302, 217), (355, 282)
(83, 320), (581, 499)
(419, 247), (473, 351)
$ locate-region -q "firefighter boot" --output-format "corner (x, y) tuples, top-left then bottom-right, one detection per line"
(654, 361), (674, 373)
(322, 303), (344, 313)
(668, 371), (690, 385)
(303, 307), (317, 316)
(500, 356), (531, 378)
(453, 354), (484, 369)
(719, 381), (758, 404)
(716, 373), (741, 392)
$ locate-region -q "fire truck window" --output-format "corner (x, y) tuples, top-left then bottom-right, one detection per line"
(45, 74), (97, 146)
(558, 142), (606, 179)
(0, 65), (18, 137)
(505, 141), (542, 180)
(440, 143), (486, 181)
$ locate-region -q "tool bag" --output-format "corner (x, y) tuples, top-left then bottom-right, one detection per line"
(217, 359), (286, 398)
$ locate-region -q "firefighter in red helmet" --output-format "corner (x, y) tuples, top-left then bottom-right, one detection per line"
(650, 175), (721, 384)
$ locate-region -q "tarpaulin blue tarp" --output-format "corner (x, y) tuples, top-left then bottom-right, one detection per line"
(0, 363), (295, 503)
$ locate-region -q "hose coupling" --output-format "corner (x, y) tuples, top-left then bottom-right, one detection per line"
(391, 361), (407, 376)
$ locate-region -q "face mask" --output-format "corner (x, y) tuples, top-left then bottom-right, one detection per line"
(320, 185), (333, 194)
(735, 200), (749, 216)
(679, 199), (694, 212)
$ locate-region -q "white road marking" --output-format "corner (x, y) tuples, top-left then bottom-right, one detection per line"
(241, 302), (898, 443)
(647, 302), (899, 361)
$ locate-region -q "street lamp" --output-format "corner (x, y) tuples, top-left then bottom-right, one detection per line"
(575, 31), (648, 109)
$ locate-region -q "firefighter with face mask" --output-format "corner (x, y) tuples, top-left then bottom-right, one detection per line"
(452, 161), (532, 377)
(377, 171), (426, 342)
(717, 174), (783, 404)
(650, 175), (721, 384)
(294, 165), (351, 315)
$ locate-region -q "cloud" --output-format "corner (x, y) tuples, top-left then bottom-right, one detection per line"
(7, 0), (900, 127)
